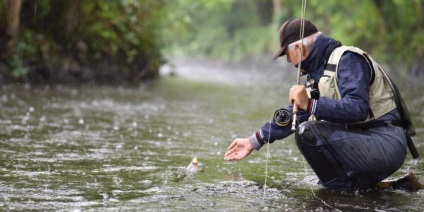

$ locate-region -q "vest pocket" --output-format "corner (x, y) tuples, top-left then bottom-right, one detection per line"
(319, 75), (339, 99)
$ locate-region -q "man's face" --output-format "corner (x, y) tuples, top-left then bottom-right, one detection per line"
(284, 44), (301, 66)
(284, 44), (308, 74)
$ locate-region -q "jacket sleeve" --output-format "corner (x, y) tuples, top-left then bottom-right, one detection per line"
(311, 52), (371, 123)
(249, 104), (310, 150)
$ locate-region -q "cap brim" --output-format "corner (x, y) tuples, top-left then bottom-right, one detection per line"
(273, 47), (286, 60)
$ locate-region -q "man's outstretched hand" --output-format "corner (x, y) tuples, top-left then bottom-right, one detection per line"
(224, 138), (254, 161)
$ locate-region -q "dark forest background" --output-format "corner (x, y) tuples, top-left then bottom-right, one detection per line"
(1, 0), (423, 85)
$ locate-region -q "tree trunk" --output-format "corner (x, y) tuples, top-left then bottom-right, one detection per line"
(64, 0), (80, 45)
(0, 0), (22, 59)
(46, 0), (80, 48)
(272, 0), (293, 24)
(272, 0), (282, 23)
(256, 0), (273, 25)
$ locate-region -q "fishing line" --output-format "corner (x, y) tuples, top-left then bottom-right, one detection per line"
(263, 0), (308, 202)
(263, 1), (340, 210)
(302, 156), (341, 211)
(262, 114), (273, 201)
(298, 4), (340, 210)
(298, 1), (340, 210)
(265, 0), (339, 209)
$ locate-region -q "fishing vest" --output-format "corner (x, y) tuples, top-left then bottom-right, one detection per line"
(318, 46), (396, 121)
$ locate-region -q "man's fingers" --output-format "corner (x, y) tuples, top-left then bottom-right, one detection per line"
(226, 140), (237, 150)
(224, 148), (240, 161)
(224, 152), (240, 161)
(224, 152), (232, 160)
(224, 149), (233, 157)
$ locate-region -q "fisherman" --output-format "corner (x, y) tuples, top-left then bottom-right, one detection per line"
(224, 19), (422, 192)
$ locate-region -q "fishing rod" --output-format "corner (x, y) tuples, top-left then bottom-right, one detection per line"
(291, 1), (307, 132)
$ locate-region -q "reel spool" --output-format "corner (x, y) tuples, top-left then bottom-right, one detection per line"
(273, 108), (292, 127)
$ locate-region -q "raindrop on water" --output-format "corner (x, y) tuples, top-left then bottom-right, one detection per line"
(1, 94), (8, 102)
(140, 180), (152, 186)
(102, 193), (109, 201)
(116, 143), (123, 149)
(71, 89), (78, 96)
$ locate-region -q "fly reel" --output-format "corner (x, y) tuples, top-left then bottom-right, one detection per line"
(273, 108), (292, 127)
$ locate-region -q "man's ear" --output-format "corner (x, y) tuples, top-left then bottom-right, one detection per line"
(296, 43), (308, 59)
(294, 43), (306, 60)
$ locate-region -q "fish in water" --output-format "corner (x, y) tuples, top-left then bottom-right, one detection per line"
(186, 157), (202, 174)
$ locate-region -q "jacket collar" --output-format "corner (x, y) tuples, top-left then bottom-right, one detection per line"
(296, 35), (342, 81)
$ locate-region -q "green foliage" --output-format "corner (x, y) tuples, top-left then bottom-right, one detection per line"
(8, 30), (39, 78)
(2, 0), (423, 81)
(4, 0), (165, 83)
(163, 0), (424, 73)
(162, 0), (274, 62)
(301, 0), (424, 71)
(10, 53), (27, 78)
(74, 0), (165, 78)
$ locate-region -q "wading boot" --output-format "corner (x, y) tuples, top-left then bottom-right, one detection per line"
(377, 172), (424, 192)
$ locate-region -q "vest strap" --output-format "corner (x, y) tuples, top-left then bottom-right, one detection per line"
(325, 58), (375, 86)
(325, 64), (337, 72)
(362, 54), (376, 86)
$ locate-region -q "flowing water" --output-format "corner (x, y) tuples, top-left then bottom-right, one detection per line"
(1, 58), (423, 211)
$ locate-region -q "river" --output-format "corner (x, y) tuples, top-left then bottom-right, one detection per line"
(0, 58), (423, 210)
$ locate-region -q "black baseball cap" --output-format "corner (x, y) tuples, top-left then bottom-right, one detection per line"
(273, 19), (318, 60)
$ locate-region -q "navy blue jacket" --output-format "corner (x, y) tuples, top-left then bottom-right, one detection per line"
(250, 34), (399, 149)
